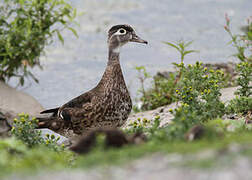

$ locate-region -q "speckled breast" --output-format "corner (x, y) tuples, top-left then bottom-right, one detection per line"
(100, 88), (132, 127)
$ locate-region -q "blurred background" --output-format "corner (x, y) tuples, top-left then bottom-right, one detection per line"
(9, 0), (252, 108)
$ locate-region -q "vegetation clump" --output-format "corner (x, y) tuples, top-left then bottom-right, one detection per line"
(134, 40), (199, 112)
(224, 14), (252, 97)
(11, 113), (63, 151)
(134, 66), (177, 111)
(133, 16), (251, 140)
(0, 0), (77, 85)
(224, 15), (252, 115)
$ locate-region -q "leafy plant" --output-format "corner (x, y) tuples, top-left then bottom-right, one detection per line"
(224, 15), (252, 97)
(177, 62), (225, 120)
(0, 0), (77, 85)
(164, 62), (226, 138)
(166, 104), (199, 139)
(127, 116), (154, 134)
(134, 66), (177, 111)
(134, 66), (151, 110)
(11, 113), (63, 151)
(226, 96), (252, 114)
(164, 40), (198, 64)
(235, 61), (252, 97)
(134, 40), (198, 112)
(11, 114), (43, 147)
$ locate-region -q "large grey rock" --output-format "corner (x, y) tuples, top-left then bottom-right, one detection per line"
(0, 108), (17, 137)
(0, 82), (70, 142)
(0, 81), (44, 116)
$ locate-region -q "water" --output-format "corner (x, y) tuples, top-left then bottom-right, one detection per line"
(10, 0), (252, 108)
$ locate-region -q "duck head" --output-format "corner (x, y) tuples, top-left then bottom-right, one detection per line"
(107, 24), (148, 53)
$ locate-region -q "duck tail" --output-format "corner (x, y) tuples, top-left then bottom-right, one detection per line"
(36, 115), (62, 131)
(40, 108), (59, 116)
(37, 107), (61, 130)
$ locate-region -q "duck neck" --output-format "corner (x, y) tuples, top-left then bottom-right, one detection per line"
(107, 48), (120, 66)
(97, 47), (125, 89)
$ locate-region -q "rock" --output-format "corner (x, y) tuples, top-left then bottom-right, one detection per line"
(0, 113), (11, 137)
(127, 102), (177, 128)
(0, 81), (44, 116)
(0, 108), (17, 137)
(220, 86), (238, 103)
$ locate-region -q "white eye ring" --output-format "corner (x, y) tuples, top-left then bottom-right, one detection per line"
(116, 28), (127, 35)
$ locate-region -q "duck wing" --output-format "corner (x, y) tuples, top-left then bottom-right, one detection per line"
(37, 91), (95, 135)
(39, 90), (93, 116)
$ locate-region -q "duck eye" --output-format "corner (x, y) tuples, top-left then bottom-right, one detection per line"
(119, 29), (126, 34)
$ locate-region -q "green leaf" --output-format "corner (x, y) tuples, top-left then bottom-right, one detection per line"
(68, 27), (78, 38)
(178, 42), (185, 51)
(135, 66), (145, 71)
(56, 30), (64, 44)
(184, 40), (193, 48)
(72, 8), (77, 18)
(163, 42), (180, 51)
(227, 40), (233, 45)
(184, 50), (199, 56)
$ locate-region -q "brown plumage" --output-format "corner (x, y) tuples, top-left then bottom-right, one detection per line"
(38, 24), (147, 137)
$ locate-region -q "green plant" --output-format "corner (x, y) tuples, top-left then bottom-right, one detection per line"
(134, 40), (199, 112)
(44, 133), (64, 152)
(206, 118), (246, 133)
(11, 113), (43, 147)
(164, 40), (198, 64)
(177, 62), (225, 119)
(134, 67), (177, 111)
(164, 62), (226, 138)
(164, 40), (198, 85)
(127, 117), (151, 133)
(126, 116), (160, 135)
(134, 66), (151, 109)
(226, 96), (252, 114)
(0, 0), (77, 85)
(11, 113), (63, 150)
(224, 15), (252, 97)
(236, 62), (252, 97)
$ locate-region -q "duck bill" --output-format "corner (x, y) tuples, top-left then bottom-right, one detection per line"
(130, 35), (148, 44)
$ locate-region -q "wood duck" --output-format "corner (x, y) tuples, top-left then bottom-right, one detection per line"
(38, 24), (147, 137)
